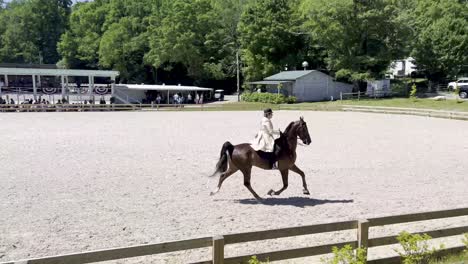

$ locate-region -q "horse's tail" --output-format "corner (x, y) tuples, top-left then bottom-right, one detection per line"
(210, 141), (234, 177)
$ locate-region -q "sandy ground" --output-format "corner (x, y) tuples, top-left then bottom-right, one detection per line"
(0, 111), (467, 263)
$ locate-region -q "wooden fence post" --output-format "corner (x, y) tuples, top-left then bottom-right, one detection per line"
(213, 235), (224, 264)
(357, 219), (369, 263)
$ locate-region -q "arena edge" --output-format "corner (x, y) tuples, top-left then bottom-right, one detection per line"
(2, 207), (467, 264)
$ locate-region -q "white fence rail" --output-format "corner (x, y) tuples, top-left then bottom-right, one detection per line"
(342, 105), (468, 121)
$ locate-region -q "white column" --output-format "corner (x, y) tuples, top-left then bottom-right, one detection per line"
(61, 75), (65, 99)
(4, 75), (8, 87)
(32, 75), (37, 101)
(88, 75), (94, 102)
(111, 76), (116, 95)
(66, 76), (69, 102)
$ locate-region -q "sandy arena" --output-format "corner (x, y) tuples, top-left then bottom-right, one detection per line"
(1, 111), (467, 263)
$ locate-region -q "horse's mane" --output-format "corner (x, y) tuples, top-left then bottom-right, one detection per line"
(283, 121), (296, 135)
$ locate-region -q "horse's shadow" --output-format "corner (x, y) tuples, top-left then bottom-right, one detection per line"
(233, 197), (354, 208)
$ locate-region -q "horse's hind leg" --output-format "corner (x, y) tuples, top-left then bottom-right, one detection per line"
(268, 169), (289, 196)
(210, 165), (239, 196)
(290, 164), (310, 195)
(241, 167), (262, 200)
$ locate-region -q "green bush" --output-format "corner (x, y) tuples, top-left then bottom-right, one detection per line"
(464, 233), (468, 251)
(410, 83), (418, 99)
(241, 92), (297, 104)
(454, 84), (461, 98)
(248, 256), (269, 264)
(391, 80), (408, 97)
(321, 244), (367, 264)
(396, 231), (443, 264)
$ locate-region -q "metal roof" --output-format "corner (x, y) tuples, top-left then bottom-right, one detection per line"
(264, 70), (316, 81)
(247, 80), (293, 85)
(123, 84), (213, 92)
(0, 67), (119, 77)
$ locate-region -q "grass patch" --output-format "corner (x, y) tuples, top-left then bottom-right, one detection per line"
(431, 251), (468, 263)
(294, 98), (468, 112)
(152, 98), (468, 113)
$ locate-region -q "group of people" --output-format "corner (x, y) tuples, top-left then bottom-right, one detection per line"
(170, 92), (204, 105)
(0, 96), (70, 105)
(0, 97), (14, 104)
(144, 92), (206, 105)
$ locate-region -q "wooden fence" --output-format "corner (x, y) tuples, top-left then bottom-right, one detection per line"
(342, 105), (468, 121)
(2, 207), (467, 264)
(0, 103), (197, 112)
(1, 102), (468, 122)
(340, 91), (395, 100)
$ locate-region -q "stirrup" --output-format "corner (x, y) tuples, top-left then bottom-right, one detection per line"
(272, 162), (278, 170)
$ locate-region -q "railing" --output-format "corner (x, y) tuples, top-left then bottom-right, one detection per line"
(1, 103), (468, 122)
(342, 105), (468, 121)
(1, 207), (467, 264)
(339, 91), (394, 101)
(0, 103), (191, 112)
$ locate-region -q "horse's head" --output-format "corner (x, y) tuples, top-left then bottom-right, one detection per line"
(297, 116), (312, 145)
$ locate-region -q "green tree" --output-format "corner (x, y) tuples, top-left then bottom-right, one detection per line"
(58, 0), (109, 68)
(203, 0), (249, 80)
(0, 0), (71, 64)
(410, 0), (468, 81)
(98, 0), (155, 82)
(239, 0), (309, 82)
(145, 0), (219, 80)
(301, 0), (410, 88)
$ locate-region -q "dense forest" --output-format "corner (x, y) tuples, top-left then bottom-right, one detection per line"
(0, 0), (466, 92)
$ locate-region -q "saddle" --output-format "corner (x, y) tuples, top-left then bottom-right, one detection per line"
(255, 142), (282, 162)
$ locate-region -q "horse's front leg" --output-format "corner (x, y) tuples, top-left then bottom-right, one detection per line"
(289, 164), (310, 195)
(268, 169), (289, 196)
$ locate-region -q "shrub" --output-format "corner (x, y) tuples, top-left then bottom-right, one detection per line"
(454, 84), (461, 98)
(321, 244), (367, 264)
(396, 231), (443, 264)
(463, 233), (468, 251)
(410, 83), (418, 99)
(241, 92), (297, 104)
(248, 256), (269, 264)
(286, 96), (297, 104)
(391, 81), (408, 97)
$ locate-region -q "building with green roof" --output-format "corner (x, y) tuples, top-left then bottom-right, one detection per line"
(249, 70), (353, 102)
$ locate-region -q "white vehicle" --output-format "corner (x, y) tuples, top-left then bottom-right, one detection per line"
(214, 89), (224, 101)
(448, 77), (468, 90)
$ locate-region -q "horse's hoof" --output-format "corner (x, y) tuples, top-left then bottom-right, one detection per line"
(210, 191), (216, 196)
(303, 190), (310, 195)
(267, 189), (274, 196)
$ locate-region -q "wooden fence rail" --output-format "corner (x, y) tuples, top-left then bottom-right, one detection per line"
(2, 207), (467, 264)
(2, 103), (468, 122)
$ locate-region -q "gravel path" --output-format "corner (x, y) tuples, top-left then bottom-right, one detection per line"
(1, 111), (467, 263)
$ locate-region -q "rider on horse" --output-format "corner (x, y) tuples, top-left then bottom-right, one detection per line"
(250, 108), (281, 169)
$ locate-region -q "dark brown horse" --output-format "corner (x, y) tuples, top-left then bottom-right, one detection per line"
(210, 117), (312, 200)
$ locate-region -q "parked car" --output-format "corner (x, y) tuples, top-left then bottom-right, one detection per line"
(459, 86), (468, 99)
(214, 89), (224, 101)
(448, 77), (468, 90)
